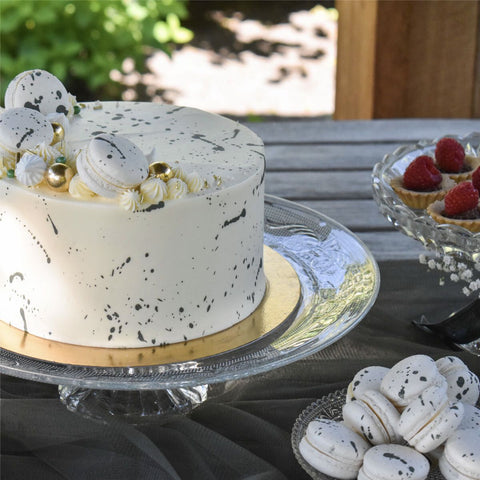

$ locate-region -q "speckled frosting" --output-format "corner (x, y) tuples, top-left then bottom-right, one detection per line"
(0, 102), (266, 348)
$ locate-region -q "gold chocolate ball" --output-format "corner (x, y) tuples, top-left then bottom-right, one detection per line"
(149, 162), (174, 182)
(50, 122), (65, 146)
(45, 163), (74, 192)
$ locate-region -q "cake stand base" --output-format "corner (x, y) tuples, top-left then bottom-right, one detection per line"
(413, 299), (480, 356)
(58, 383), (229, 424)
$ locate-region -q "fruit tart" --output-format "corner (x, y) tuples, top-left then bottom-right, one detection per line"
(427, 180), (480, 232)
(390, 155), (455, 209)
(434, 137), (480, 183)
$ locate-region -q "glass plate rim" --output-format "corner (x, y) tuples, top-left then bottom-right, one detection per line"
(371, 131), (480, 256)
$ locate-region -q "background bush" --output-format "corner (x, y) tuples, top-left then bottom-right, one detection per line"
(0, 0), (193, 102)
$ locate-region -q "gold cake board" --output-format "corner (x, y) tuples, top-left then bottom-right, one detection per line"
(0, 247), (301, 367)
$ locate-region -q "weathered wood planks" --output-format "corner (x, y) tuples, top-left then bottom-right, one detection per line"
(253, 119), (480, 262)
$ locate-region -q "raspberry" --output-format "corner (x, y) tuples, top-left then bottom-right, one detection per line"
(403, 155), (442, 191)
(435, 137), (465, 173)
(444, 181), (479, 216)
(472, 166), (480, 192)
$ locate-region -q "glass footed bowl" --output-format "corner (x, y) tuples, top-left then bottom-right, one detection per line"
(372, 131), (480, 264)
(291, 388), (451, 480)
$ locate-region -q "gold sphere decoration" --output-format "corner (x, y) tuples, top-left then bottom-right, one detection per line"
(50, 122), (65, 146)
(149, 162), (174, 182)
(45, 163), (74, 192)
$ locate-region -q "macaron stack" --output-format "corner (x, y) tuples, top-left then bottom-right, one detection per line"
(298, 354), (480, 480)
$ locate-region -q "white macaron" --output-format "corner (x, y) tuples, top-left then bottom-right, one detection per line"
(436, 356), (480, 405)
(4, 69), (72, 117)
(299, 418), (370, 479)
(457, 403), (480, 431)
(358, 444), (430, 480)
(380, 354), (445, 408)
(439, 429), (480, 480)
(347, 366), (390, 402)
(0, 107), (53, 153)
(343, 389), (402, 445)
(397, 384), (464, 453)
(76, 133), (149, 198)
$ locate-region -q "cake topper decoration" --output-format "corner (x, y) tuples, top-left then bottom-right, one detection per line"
(15, 153), (47, 187)
(4, 69), (75, 117)
(45, 162), (74, 192)
(149, 161), (174, 182)
(1, 69), (218, 210)
(76, 133), (149, 198)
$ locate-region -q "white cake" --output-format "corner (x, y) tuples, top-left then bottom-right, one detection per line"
(0, 88), (266, 348)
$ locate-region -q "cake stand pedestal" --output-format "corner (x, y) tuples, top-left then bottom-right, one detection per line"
(372, 132), (480, 356)
(1, 196), (380, 423)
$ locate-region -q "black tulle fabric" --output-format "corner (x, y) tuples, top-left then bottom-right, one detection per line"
(2, 261), (478, 479)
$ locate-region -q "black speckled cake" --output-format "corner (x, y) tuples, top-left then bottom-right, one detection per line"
(0, 70), (266, 348)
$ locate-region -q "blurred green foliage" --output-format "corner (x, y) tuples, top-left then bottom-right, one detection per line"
(0, 0), (193, 102)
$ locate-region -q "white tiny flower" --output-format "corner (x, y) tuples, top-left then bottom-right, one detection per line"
(457, 262), (467, 271)
(428, 259), (436, 269)
(460, 269), (473, 281)
(419, 254), (427, 264)
(462, 287), (471, 296)
(450, 273), (460, 282)
(469, 281), (479, 291)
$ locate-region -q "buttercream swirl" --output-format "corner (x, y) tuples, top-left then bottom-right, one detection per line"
(172, 166), (187, 182)
(140, 177), (167, 204)
(15, 153), (46, 187)
(166, 178), (188, 200)
(119, 189), (142, 212)
(186, 172), (204, 193)
(69, 174), (96, 199)
(31, 142), (63, 164)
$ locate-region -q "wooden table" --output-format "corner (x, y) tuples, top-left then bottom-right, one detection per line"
(2, 119), (480, 480)
(251, 118), (480, 261)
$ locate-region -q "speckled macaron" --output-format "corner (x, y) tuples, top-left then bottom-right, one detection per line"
(346, 366), (390, 402)
(299, 418), (370, 479)
(4, 69), (72, 116)
(436, 356), (480, 405)
(457, 403), (480, 431)
(0, 107), (53, 153)
(358, 444), (430, 480)
(380, 354), (445, 408)
(397, 385), (464, 453)
(76, 133), (149, 198)
(343, 389), (402, 445)
(439, 429), (480, 480)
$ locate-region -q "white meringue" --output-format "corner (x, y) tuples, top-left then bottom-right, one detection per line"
(166, 178), (188, 199)
(172, 165), (187, 182)
(140, 177), (167, 204)
(15, 153), (46, 187)
(186, 172), (204, 193)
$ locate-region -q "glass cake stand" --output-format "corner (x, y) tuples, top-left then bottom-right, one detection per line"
(372, 132), (480, 355)
(0, 195), (379, 423)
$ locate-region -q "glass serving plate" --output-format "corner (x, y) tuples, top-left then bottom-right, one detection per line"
(0, 196), (379, 421)
(372, 132), (480, 354)
(372, 131), (480, 260)
(291, 389), (480, 480)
